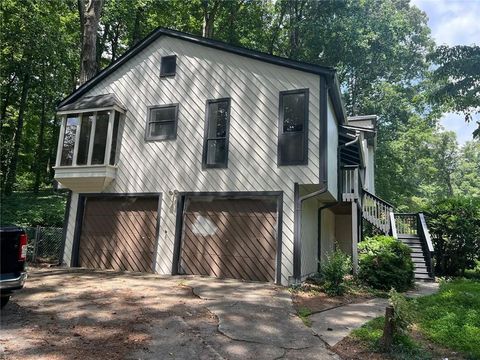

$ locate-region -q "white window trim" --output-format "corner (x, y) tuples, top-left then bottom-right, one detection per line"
(56, 110), (121, 168)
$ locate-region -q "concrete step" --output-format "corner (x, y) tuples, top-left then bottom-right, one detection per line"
(414, 273), (434, 281)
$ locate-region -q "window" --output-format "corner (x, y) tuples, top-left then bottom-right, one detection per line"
(278, 89), (309, 165)
(57, 109), (122, 168)
(203, 98), (231, 168)
(145, 104), (179, 141)
(60, 114), (79, 166)
(76, 113), (93, 165)
(91, 111), (110, 164)
(160, 55), (177, 77)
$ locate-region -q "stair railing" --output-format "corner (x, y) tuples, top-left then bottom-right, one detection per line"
(418, 213), (435, 277)
(362, 190), (394, 235)
(341, 165), (360, 202)
(394, 213), (418, 236)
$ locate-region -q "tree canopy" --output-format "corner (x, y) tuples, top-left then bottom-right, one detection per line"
(0, 0), (478, 209)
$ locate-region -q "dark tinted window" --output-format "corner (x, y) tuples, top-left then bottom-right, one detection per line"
(109, 112), (121, 165)
(60, 114), (79, 166)
(160, 55), (176, 77)
(278, 89), (309, 165)
(203, 99), (231, 168)
(76, 112), (93, 165)
(146, 104), (178, 140)
(91, 111), (109, 164)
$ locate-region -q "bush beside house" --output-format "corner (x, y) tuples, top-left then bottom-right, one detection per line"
(358, 235), (414, 292)
(425, 196), (480, 276)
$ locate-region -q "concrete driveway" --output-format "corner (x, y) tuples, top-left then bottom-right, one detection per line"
(0, 268), (338, 360)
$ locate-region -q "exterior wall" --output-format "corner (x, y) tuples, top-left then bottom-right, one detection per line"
(335, 214), (352, 256)
(366, 144), (375, 193)
(320, 208), (336, 264)
(327, 96), (338, 200)
(300, 197), (319, 278)
(64, 35), (323, 285)
(62, 192), (79, 266)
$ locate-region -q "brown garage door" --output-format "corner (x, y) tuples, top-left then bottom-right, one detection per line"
(179, 197), (278, 282)
(78, 196), (158, 273)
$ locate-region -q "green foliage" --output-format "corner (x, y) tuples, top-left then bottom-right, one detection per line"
(389, 289), (414, 336)
(320, 249), (351, 296)
(416, 279), (480, 359)
(0, 191), (67, 227)
(352, 316), (429, 360)
(297, 306), (312, 327)
(358, 235), (414, 291)
(428, 45), (480, 138)
(425, 196), (480, 276)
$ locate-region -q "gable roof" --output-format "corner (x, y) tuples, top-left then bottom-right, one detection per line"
(58, 27), (346, 121)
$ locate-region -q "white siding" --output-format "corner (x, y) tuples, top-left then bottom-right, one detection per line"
(300, 197), (319, 278)
(327, 96), (338, 200)
(66, 36), (322, 285)
(366, 144), (375, 193)
(62, 192), (79, 266)
(320, 208), (336, 264)
(335, 214), (352, 257)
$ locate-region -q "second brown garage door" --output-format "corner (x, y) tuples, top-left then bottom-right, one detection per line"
(179, 196), (278, 282)
(78, 196), (159, 273)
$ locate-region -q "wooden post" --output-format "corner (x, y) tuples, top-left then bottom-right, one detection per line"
(380, 305), (395, 351)
(32, 225), (41, 263)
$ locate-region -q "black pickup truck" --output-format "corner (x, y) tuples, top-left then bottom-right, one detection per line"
(0, 226), (28, 308)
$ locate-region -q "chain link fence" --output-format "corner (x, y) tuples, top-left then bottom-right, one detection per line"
(25, 226), (64, 264)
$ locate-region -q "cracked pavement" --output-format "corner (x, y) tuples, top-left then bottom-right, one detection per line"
(1, 268), (339, 360)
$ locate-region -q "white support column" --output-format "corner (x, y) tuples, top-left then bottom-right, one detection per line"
(103, 110), (115, 165)
(351, 201), (359, 274)
(87, 112), (97, 165)
(72, 116), (81, 166)
(55, 116), (66, 167)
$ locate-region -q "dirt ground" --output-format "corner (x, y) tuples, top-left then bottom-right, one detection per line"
(0, 268), (219, 360)
(1, 268), (340, 360)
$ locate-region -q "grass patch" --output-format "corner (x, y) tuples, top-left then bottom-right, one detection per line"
(0, 191), (67, 227)
(297, 306), (312, 327)
(352, 317), (430, 359)
(416, 279), (480, 359)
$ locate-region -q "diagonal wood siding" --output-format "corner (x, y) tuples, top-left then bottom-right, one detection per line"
(63, 35), (323, 284)
(180, 197), (277, 282)
(77, 197), (158, 272)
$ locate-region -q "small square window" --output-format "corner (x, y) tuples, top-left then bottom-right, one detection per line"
(160, 55), (177, 77)
(145, 104), (179, 141)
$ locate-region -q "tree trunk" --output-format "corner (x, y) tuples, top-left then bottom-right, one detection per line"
(33, 92), (47, 193)
(4, 72), (30, 195)
(79, 0), (104, 85)
(131, 6), (144, 46)
(202, 0), (220, 38)
(380, 306), (395, 351)
(268, 2), (286, 55)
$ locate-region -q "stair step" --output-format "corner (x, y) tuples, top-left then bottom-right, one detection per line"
(400, 239), (422, 244)
(415, 273), (434, 280)
(398, 235), (421, 239)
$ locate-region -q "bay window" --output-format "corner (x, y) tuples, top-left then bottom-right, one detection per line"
(56, 109), (122, 168)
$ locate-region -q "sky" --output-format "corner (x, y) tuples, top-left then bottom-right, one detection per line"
(411, 0), (479, 145)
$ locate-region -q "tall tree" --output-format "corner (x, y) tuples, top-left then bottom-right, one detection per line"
(428, 45), (480, 138)
(78, 0), (104, 84)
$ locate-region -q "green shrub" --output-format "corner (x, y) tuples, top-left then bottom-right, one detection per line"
(321, 249), (351, 295)
(425, 197), (480, 276)
(389, 289), (414, 336)
(358, 235), (414, 291)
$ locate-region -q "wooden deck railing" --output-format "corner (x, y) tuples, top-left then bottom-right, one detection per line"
(341, 165), (360, 202)
(362, 190), (394, 235)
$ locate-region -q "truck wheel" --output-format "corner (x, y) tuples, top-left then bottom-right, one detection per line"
(1, 296), (10, 308)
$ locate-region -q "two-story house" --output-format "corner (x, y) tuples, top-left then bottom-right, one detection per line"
(55, 28), (434, 285)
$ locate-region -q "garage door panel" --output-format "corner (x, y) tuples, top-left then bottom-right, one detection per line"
(180, 197), (278, 282)
(78, 196), (158, 273)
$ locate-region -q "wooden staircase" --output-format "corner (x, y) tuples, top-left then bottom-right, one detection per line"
(361, 191), (435, 281)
